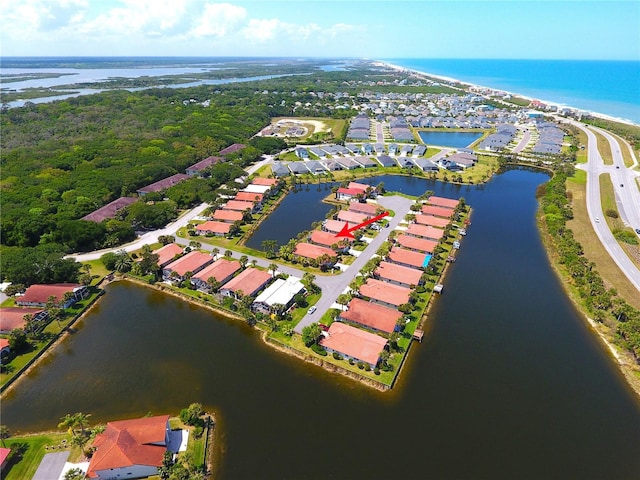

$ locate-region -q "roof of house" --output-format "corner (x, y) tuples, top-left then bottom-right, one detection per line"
(186, 156), (223, 173)
(18, 284), (83, 305)
(164, 251), (212, 276)
(137, 174), (190, 194)
(309, 230), (346, 248)
(219, 143), (246, 155)
(234, 191), (264, 202)
(87, 415), (169, 478)
(319, 322), (387, 365)
(195, 221), (232, 235)
(421, 205), (454, 218)
(0, 338), (9, 351)
(81, 197), (137, 223)
(193, 258), (241, 283)
(337, 210), (369, 225)
(324, 219), (350, 234)
(0, 447), (10, 465)
(347, 182), (370, 192)
(223, 200), (254, 212)
(336, 187), (362, 196)
(0, 307), (45, 332)
(415, 214), (450, 228)
(359, 278), (411, 306)
(340, 298), (402, 334)
(388, 247), (429, 268)
(395, 234), (438, 253)
(250, 177), (278, 187)
(212, 209), (244, 222)
(428, 196), (459, 209)
(375, 261), (423, 286)
(152, 243), (184, 267)
(406, 224), (445, 241)
(348, 202), (378, 216)
(254, 276), (305, 307)
(220, 267), (272, 296)
(294, 243), (337, 260)
(243, 184), (271, 194)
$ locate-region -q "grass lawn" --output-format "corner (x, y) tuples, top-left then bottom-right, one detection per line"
(3, 432), (76, 480)
(81, 259), (110, 283)
(593, 130), (614, 165)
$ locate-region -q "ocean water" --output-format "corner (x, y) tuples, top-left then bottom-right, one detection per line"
(386, 59), (640, 124)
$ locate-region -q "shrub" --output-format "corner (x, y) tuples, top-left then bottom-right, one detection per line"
(311, 343), (327, 356)
(332, 352), (342, 360)
(605, 209), (618, 218)
(364, 364), (371, 371)
(374, 367), (380, 375)
(194, 424), (204, 438)
(349, 358), (355, 365)
(357, 361), (365, 370)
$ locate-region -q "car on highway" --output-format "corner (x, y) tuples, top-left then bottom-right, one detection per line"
(636, 228), (640, 234)
(308, 306), (317, 314)
(595, 217), (600, 223)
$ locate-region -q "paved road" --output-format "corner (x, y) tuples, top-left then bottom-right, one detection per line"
(567, 120), (640, 292)
(513, 127), (531, 153)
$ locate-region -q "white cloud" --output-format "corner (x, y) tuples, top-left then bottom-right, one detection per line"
(190, 2), (247, 38)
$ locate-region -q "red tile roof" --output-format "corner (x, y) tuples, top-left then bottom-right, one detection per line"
(186, 156), (223, 173)
(337, 210), (369, 224)
(337, 187), (362, 196)
(0, 307), (45, 332)
(324, 219), (351, 234)
(415, 214), (450, 228)
(152, 243), (184, 267)
(220, 267), (272, 297)
(223, 200), (254, 212)
(340, 298), (401, 334)
(348, 202), (378, 215)
(421, 205), (454, 218)
(428, 195), (459, 209)
(0, 339), (10, 351)
(309, 230), (345, 248)
(251, 177), (278, 186)
(193, 259), (241, 283)
(17, 284), (83, 306)
(347, 181), (370, 192)
(375, 261), (423, 286)
(294, 243), (337, 260)
(87, 415), (169, 479)
(212, 209), (244, 223)
(82, 197), (137, 223)
(319, 322), (387, 365)
(137, 174), (190, 194)
(0, 447), (10, 466)
(234, 191), (264, 202)
(164, 251), (213, 276)
(388, 247), (428, 268)
(406, 224), (445, 241)
(359, 278), (410, 307)
(195, 221), (232, 235)
(395, 234), (438, 253)
(219, 143), (246, 155)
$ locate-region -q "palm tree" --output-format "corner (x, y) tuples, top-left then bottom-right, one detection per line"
(114, 250), (132, 272)
(250, 259), (258, 268)
(268, 263), (278, 277)
(212, 248), (220, 260)
(207, 277), (221, 293)
(224, 250), (233, 259)
(239, 255), (249, 268)
(0, 425), (9, 447)
(336, 293), (351, 311)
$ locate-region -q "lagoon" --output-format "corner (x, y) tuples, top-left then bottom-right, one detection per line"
(2, 169), (640, 479)
(417, 130), (483, 148)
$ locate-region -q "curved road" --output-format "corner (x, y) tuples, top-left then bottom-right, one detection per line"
(567, 120), (640, 292)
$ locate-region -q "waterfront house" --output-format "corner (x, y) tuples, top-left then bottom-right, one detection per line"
(336, 157), (361, 170)
(337, 210), (369, 225)
(395, 157), (414, 168)
(336, 187), (362, 201)
(353, 156), (377, 168)
(212, 209), (244, 223)
(16, 284), (88, 308)
(387, 247), (431, 269)
(293, 243), (337, 265)
(219, 267), (272, 298)
(0, 339), (10, 364)
(223, 199), (256, 212)
(428, 196), (459, 209)
(359, 278), (411, 308)
(395, 234), (438, 254)
(186, 156), (223, 176)
(374, 261), (423, 288)
(305, 160), (326, 174)
(250, 177), (280, 189)
(340, 298), (402, 334)
(234, 191), (264, 205)
(136, 174), (190, 196)
(195, 221), (232, 237)
(82, 197), (137, 223)
(87, 415), (171, 480)
(405, 224), (446, 241)
(349, 202), (378, 216)
(253, 276), (305, 314)
(309, 230), (350, 250)
(152, 243), (184, 268)
(0, 447), (10, 470)
(412, 158), (439, 172)
(321, 160), (343, 171)
(162, 251), (214, 282)
(0, 307), (48, 333)
(288, 162), (311, 175)
(323, 219), (351, 234)
(415, 214), (450, 228)
(271, 162), (291, 177)
(319, 322), (388, 369)
(421, 205), (454, 219)
(191, 259), (241, 291)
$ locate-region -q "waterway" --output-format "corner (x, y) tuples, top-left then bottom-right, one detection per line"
(3, 169), (640, 479)
(417, 130), (483, 148)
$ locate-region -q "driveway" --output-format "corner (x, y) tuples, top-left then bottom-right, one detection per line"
(33, 451), (70, 480)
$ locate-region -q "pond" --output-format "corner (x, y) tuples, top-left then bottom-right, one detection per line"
(417, 130), (484, 148)
(2, 169), (640, 480)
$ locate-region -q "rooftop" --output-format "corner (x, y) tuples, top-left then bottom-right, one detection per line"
(406, 224), (445, 241)
(375, 261), (423, 286)
(235, 191), (264, 202)
(81, 197), (137, 223)
(18, 284), (83, 305)
(220, 267), (272, 296)
(388, 247), (429, 268)
(152, 243), (184, 267)
(192, 258), (241, 283)
(254, 275), (305, 307)
(310, 230), (349, 248)
(186, 156), (223, 173)
(137, 174), (190, 194)
(0, 307), (45, 332)
(294, 242), (337, 260)
(164, 251), (212, 276)
(251, 177), (279, 186)
(395, 234), (438, 253)
(428, 196), (459, 209)
(421, 205), (454, 218)
(415, 214), (450, 228)
(337, 210), (369, 225)
(223, 200), (254, 212)
(219, 143), (246, 155)
(340, 298), (402, 334)
(348, 202), (378, 215)
(359, 278), (411, 307)
(195, 221), (232, 235)
(324, 219), (351, 234)
(319, 322), (387, 365)
(212, 209), (244, 222)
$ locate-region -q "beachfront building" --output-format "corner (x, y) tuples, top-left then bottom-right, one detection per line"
(339, 298), (401, 334)
(16, 284), (88, 308)
(191, 259), (241, 292)
(253, 276), (305, 314)
(319, 322), (388, 369)
(219, 268), (272, 299)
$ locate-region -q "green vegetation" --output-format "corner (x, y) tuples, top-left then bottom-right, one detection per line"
(582, 117), (640, 154)
(2, 431), (75, 480)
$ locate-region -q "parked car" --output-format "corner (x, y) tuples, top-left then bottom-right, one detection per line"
(308, 306), (317, 314)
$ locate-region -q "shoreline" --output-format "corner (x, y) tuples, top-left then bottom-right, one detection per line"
(374, 60), (639, 127)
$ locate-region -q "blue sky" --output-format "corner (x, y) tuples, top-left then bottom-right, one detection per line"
(1, 0), (638, 59)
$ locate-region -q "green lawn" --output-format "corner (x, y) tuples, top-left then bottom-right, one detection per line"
(3, 432), (75, 480)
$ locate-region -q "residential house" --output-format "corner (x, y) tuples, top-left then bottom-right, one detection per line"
(271, 162), (291, 177)
(86, 415), (171, 480)
(234, 191), (264, 205)
(253, 276), (305, 313)
(309, 230), (349, 250)
(362, 143), (374, 155)
(288, 162), (310, 175)
(295, 147), (309, 159)
(152, 243), (184, 268)
(374, 261), (423, 288)
(0, 339), (9, 364)
(219, 268), (272, 298)
(339, 298), (402, 334)
(82, 197), (137, 223)
(305, 160), (327, 174)
(400, 145), (414, 156)
(319, 322), (388, 369)
(387, 247), (431, 269)
(0, 307), (48, 333)
(349, 202), (378, 216)
(337, 210), (369, 225)
(321, 160), (342, 171)
(376, 155), (396, 167)
(395, 234), (438, 254)
(219, 143), (246, 156)
(359, 278), (411, 308)
(388, 144), (399, 155)
(421, 205), (454, 219)
(186, 156), (223, 176)
(335, 157), (361, 170)
(336, 187), (363, 201)
(212, 209), (244, 223)
(353, 156), (377, 168)
(415, 214), (450, 228)
(137, 174), (190, 196)
(405, 224), (446, 241)
(191, 259), (241, 291)
(427, 196), (459, 209)
(395, 157), (414, 168)
(223, 200), (255, 212)
(0, 447), (10, 471)
(412, 145), (427, 157)
(412, 158), (439, 172)
(162, 251), (214, 282)
(323, 219), (350, 234)
(293, 243), (337, 265)
(16, 284), (88, 308)
(195, 221), (232, 237)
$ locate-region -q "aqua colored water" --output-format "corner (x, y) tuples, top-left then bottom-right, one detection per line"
(417, 130), (483, 148)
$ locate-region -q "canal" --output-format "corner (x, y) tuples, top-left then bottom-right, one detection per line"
(2, 168), (640, 479)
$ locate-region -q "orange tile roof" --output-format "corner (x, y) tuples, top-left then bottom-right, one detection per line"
(319, 322), (387, 365)
(17, 284), (83, 305)
(193, 259), (241, 283)
(421, 205), (454, 218)
(251, 177), (278, 186)
(223, 200), (254, 211)
(415, 214), (450, 228)
(213, 209), (243, 222)
(359, 278), (410, 307)
(0, 339), (10, 351)
(235, 191), (264, 202)
(428, 195), (459, 209)
(324, 219), (351, 234)
(340, 298), (401, 333)
(347, 181), (370, 192)
(195, 221), (232, 235)
(294, 242), (337, 260)
(375, 261), (423, 286)
(87, 415), (169, 479)
(164, 251), (213, 276)
(0, 307), (45, 332)
(309, 230), (344, 248)
(220, 267), (272, 296)
(395, 234), (438, 253)
(152, 243), (184, 267)
(348, 202), (378, 215)
(388, 247), (428, 268)
(337, 210), (369, 224)
(406, 224), (445, 240)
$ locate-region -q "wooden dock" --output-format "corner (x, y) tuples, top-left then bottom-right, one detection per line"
(413, 329), (424, 342)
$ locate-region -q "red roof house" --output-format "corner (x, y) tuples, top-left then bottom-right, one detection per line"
(16, 284), (88, 308)
(323, 219), (351, 234)
(374, 261), (423, 287)
(395, 234), (437, 254)
(212, 209), (244, 223)
(186, 156), (223, 175)
(415, 214), (450, 228)
(152, 243), (184, 268)
(406, 224), (445, 241)
(86, 415), (170, 479)
(0, 339), (10, 363)
(359, 278), (411, 307)
(427, 196), (459, 209)
(219, 143), (246, 156)
(309, 230), (351, 249)
(195, 221), (232, 236)
(219, 267), (272, 298)
(294, 243), (337, 263)
(337, 210), (369, 225)
(223, 200), (255, 212)
(388, 247), (429, 269)
(340, 298), (401, 334)
(319, 322), (387, 368)
(162, 251), (213, 280)
(348, 202), (378, 216)
(234, 191), (264, 203)
(250, 177), (278, 187)
(347, 181), (370, 192)
(82, 197), (137, 223)
(137, 174), (190, 195)
(421, 205), (454, 219)
(191, 259), (241, 290)
(336, 187), (362, 200)
(0, 447), (10, 470)
(0, 307), (48, 333)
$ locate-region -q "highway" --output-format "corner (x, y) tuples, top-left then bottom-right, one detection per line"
(568, 119), (640, 292)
